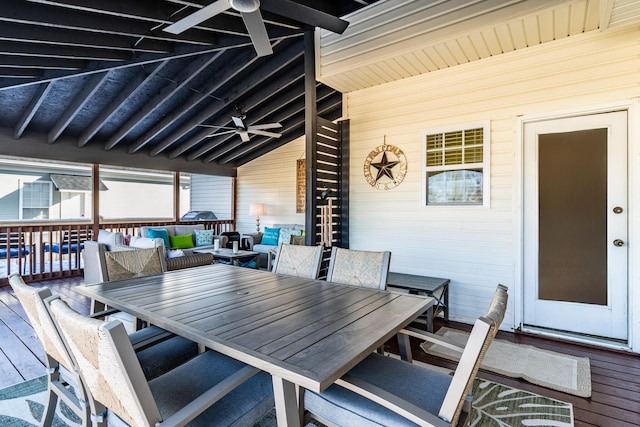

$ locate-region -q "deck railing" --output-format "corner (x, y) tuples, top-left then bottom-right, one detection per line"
(0, 219), (235, 285)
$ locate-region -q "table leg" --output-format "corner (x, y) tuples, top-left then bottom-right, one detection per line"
(443, 283), (450, 322)
(425, 306), (434, 333)
(272, 375), (301, 427)
(397, 333), (412, 362)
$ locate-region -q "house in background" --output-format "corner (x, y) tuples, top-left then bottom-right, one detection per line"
(235, 0), (640, 352)
(0, 158), (231, 222)
(0, 158), (95, 221)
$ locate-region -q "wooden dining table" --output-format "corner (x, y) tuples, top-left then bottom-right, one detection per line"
(77, 263), (434, 427)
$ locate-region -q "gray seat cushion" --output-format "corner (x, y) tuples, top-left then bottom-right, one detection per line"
(149, 350), (274, 426)
(253, 244), (276, 254)
(304, 353), (452, 427)
(133, 329), (198, 380)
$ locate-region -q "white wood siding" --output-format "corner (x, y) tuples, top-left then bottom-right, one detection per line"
(0, 172), (43, 220)
(190, 174), (233, 219)
(343, 26), (640, 329)
(237, 138), (306, 234)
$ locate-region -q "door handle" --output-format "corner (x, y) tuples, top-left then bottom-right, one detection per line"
(613, 239), (625, 247)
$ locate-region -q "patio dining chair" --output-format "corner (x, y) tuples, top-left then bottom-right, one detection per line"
(302, 284), (508, 427)
(47, 296), (275, 427)
(326, 247), (391, 290)
(44, 228), (92, 268)
(0, 232), (32, 274)
(91, 246), (166, 330)
(272, 243), (324, 279)
(8, 273), (198, 427)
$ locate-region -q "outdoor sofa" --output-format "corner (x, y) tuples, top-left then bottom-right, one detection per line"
(83, 227), (227, 284)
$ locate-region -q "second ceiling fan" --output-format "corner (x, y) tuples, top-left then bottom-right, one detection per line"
(199, 109), (282, 142)
(164, 0), (350, 57)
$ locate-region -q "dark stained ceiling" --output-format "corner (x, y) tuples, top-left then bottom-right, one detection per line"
(0, 0), (379, 176)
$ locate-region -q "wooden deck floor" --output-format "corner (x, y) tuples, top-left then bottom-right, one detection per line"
(0, 276), (639, 426)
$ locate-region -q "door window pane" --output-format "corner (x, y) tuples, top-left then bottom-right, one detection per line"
(538, 129), (608, 305)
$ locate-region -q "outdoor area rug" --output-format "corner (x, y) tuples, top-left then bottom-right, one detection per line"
(0, 374), (573, 427)
(421, 327), (592, 397)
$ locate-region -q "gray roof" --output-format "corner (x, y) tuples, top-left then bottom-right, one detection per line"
(50, 174), (108, 192)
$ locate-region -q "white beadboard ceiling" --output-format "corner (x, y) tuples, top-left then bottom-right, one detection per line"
(317, 0), (640, 92)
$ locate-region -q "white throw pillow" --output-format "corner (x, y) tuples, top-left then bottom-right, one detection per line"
(130, 236), (164, 249)
(97, 230), (124, 250)
(167, 249), (184, 258)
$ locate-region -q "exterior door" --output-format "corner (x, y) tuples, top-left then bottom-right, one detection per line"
(523, 111), (628, 340)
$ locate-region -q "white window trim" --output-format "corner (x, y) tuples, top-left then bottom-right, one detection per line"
(421, 121), (491, 208)
(19, 180), (53, 220)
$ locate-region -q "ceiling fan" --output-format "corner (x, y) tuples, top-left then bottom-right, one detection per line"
(163, 0), (350, 57)
(198, 110), (282, 142)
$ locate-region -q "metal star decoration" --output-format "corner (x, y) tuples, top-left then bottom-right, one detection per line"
(371, 152), (400, 181)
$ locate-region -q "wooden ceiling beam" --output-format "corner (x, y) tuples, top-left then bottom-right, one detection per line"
(231, 91), (342, 166)
(0, 127), (238, 176)
(4, 0), (233, 45)
(26, 0), (179, 22)
(0, 55), (85, 70)
(105, 51), (224, 151)
(48, 71), (111, 143)
(14, 81), (53, 138)
(215, 85), (338, 164)
(182, 72), (306, 161)
(0, 67), (42, 78)
(0, 41), (252, 91)
(0, 20), (170, 54)
(183, 58), (305, 161)
(148, 39), (303, 157)
(136, 44), (263, 154)
(78, 61), (170, 147)
(0, 40), (130, 61)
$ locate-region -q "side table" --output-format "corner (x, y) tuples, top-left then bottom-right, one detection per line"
(387, 272), (450, 332)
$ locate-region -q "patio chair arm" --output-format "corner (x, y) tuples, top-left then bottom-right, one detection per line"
(90, 308), (120, 319)
(158, 365), (260, 427)
(400, 327), (465, 354)
(335, 375), (449, 427)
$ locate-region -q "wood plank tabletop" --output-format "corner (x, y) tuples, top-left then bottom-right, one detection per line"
(77, 264), (433, 392)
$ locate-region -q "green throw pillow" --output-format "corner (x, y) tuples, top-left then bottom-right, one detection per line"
(169, 234), (195, 249)
(261, 227), (280, 246)
(147, 228), (170, 248)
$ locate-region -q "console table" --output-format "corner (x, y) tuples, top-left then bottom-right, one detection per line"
(387, 272), (450, 332)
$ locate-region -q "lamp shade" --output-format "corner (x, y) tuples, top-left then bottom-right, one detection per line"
(249, 203), (266, 216)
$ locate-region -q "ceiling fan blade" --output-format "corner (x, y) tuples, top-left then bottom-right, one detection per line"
(164, 0), (231, 34)
(248, 129), (282, 138)
(206, 130), (237, 137)
(248, 123), (282, 130)
(240, 10), (273, 57)
(198, 124), (236, 130)
(231, 115), (246, 128)
(261, 0), (349, 34)
(238, 131), (251, 142)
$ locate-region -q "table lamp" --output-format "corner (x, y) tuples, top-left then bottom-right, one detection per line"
(249, 203), (266, 233)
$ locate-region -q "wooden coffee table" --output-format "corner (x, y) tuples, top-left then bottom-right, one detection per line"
(193, 248), (260, 268)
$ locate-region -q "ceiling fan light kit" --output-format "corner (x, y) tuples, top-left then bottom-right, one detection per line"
(229, 0), (260, 13)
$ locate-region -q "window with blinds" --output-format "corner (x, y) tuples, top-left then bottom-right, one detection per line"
(422, 123), (489, 206)
(21, 181), (52, 219)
